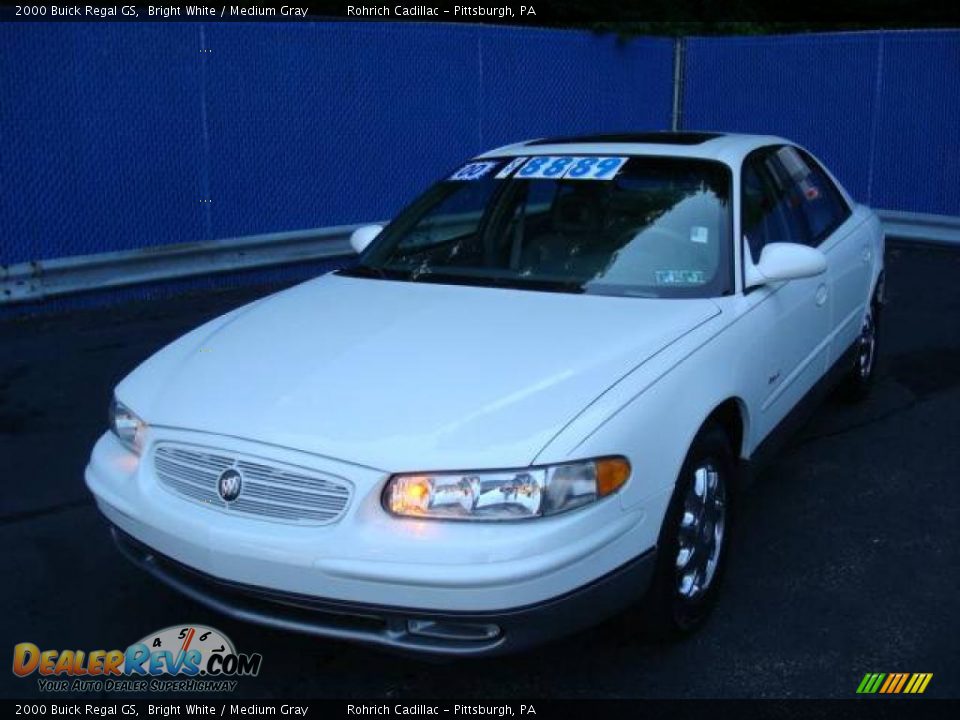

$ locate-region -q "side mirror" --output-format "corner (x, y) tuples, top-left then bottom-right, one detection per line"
(745, 242), (827, 289)
(349, 224), (383, 254)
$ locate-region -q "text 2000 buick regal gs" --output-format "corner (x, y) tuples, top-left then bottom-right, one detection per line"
(87, 132), (884, 656)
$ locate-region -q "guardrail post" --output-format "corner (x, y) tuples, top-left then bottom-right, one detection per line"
(671, 36), (686, 132)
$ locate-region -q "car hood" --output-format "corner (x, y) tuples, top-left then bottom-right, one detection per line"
(118, 274), (720, 471)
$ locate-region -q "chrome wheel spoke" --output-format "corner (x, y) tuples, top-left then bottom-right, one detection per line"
(858, 312), (876, 378)
(693, 467), (707, 499)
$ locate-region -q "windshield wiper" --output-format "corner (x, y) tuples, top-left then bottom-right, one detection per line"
(340, 265), (585, 294)
(411, 271), (585, 294)
(338, 264), (391, 280)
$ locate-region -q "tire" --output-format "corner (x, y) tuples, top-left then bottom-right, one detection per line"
(634, 420), (735, 639)
(840, 298), (881, 402)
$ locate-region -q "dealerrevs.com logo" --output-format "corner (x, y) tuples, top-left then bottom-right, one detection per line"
(12, 624), (262, 693)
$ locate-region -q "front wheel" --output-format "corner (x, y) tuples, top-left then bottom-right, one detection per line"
(634, 421), (735, 638)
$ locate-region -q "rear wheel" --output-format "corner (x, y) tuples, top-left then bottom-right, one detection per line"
(841, 299), (881, 402)
(635, 420), (735, 638)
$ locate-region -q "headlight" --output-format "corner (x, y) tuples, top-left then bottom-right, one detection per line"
(383, 457), (630, 521)
(109, 397), (146, 455)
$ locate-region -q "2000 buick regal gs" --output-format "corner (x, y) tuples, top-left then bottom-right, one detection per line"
(87, 132), (885, 655)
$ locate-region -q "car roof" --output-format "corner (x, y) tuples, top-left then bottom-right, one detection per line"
(476, 131), (791, 167)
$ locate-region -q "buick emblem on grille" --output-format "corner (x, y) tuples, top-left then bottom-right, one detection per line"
(217, 468), (243, 502)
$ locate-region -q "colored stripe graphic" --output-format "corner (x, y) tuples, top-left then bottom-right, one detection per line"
(893, 673), (910, 693)
(883, 673), (905, 693)
(858, 672), (933, 694)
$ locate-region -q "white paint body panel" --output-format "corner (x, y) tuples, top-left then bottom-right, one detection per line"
(114, 275), (720, 472)
(86, 134), (885, 613)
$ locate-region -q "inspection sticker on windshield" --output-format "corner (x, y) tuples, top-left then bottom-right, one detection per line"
(515, 156), (628, 180)
(655, 270), (706, 285)
(448, 161), (498, 181)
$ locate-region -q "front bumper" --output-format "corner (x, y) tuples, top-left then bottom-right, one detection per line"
(111, 524), (656, 656)
(87, 428), (669, 654)
(87, 429), (667, 610)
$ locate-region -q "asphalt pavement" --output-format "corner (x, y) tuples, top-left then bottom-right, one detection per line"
(1, 240), (958, 699)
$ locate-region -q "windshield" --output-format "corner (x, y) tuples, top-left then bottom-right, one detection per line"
(341, 155), (733, 298)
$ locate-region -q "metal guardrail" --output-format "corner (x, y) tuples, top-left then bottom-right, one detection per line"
(877, 210), (960, 246)
(1, 211), (958, 305)
(0, 222), (382, 305)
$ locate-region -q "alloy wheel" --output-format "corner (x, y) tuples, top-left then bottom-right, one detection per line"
(675, 462), (727, 599)
(858, 310), (877, 380)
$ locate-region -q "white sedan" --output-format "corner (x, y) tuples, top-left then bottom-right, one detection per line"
(86, 132), (884, 656)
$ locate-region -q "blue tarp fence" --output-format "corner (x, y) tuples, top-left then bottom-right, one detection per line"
(1, 24), (957, 266)
(683, 31), (960, 221)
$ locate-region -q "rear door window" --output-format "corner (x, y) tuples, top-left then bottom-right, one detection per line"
(773, 146), (851, 244)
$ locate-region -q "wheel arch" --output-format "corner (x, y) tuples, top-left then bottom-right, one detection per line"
(702, 397), (749, 460)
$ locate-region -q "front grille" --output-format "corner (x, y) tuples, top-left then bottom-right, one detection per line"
(153, 444), (352, 525)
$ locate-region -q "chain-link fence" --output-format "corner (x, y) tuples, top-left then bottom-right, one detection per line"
(0, 23), (673, 265)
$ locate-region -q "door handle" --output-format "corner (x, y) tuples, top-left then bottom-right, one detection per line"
(815, 284), (828, 307)
(862, 246), (873, 263)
